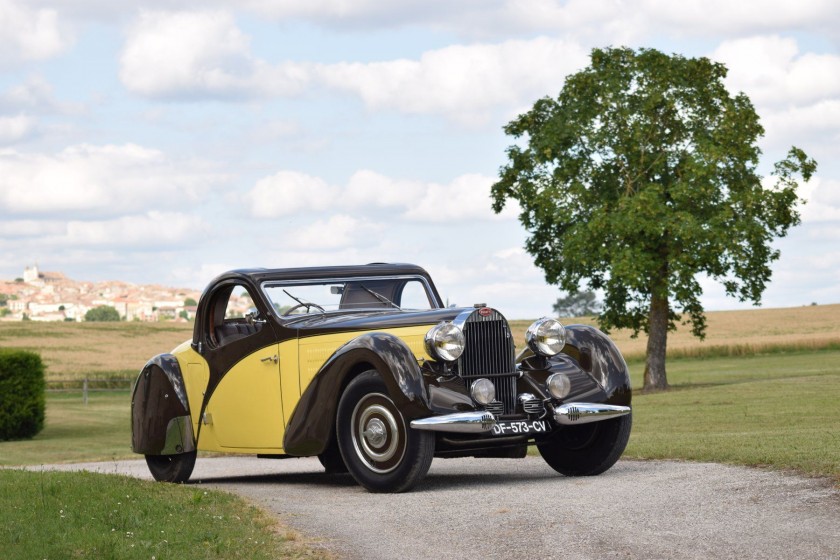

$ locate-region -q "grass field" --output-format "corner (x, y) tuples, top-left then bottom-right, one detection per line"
(0, 468), (325, 560)
(0, 392), (133, 466)
(624, 351), (840, 483)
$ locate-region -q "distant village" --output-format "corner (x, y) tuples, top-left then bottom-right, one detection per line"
(0, 265), (203, 322)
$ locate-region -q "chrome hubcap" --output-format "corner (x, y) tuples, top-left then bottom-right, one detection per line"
(351, 393), (405, 474)
(363, 417), (388, 448)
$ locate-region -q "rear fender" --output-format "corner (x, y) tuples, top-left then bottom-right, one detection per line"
(131, 354), (196, 455)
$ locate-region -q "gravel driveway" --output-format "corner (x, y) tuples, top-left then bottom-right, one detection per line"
(37, 456), (840, 559)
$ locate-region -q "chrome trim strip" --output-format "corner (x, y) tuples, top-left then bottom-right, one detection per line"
(553, 402), (631, 425)
(410, 411), (496, 433)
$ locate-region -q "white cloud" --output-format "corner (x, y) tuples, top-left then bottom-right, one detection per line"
(797, 177), (840, 223)
(0, 0), (71, 65)
(244, 170), (338, 217)
(246, 169), (518, 222)
(712, 36), (840, 108)
(0, 143), (224, 217)
(0, 219), (65, 238)
(317, 37), (589, 123)
(118, 12), (588, 122)
(0, 212), (210, 249)
(0, 75), (82, 115)
(0, 113), (35, 144)
(403, 173), (519, 222)
(120, 10), (310, 99)
(761, 99), (840, 150)
(345, 170), (426, 209)
(641, 0), (839, 35)
(285, 214), (382, 250)
(60, 211), (209, 247)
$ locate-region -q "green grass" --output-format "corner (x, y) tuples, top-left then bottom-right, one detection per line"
(624, 350), (840, 484)
(0, 392), (134, 466)
(0, 469), (323, 560)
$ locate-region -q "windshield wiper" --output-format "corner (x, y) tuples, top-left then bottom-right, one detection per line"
(282, 289), (325, 314)
(360, 284), (401, 310)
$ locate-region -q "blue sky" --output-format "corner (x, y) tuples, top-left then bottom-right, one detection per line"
(1, 0), (839, 319)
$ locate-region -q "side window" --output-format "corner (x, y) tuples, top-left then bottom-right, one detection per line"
(225, 286), (255, 320)
(398, 280), (432, 310)
(207, 284), (263, 348)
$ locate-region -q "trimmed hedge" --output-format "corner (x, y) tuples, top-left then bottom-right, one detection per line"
(0, 349), (46, 440)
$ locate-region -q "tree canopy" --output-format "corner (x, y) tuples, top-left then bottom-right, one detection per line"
(84, 305), (121, 322)
(492, 47), (816, 390)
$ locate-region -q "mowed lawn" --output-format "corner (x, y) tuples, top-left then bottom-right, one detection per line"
(625, 351), (840, 483)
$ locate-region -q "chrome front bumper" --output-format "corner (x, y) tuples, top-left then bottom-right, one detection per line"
(553, 402), (631, 425)
(410, 411), (496, 433)
(409, 402), (631, 434)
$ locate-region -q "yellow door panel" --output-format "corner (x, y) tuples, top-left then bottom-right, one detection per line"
(205, 344), (284, 449)
(298, 326), (432, 394)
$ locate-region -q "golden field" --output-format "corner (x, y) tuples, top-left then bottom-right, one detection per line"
(0, 302), (838, 380)
(0, 321), (193, 380)
(511, 302), (840, 361)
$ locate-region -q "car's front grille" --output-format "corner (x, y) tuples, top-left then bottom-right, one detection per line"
(459, 309), (517, 414)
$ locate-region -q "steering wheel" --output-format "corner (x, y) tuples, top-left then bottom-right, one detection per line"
(282, 302), (326, 316)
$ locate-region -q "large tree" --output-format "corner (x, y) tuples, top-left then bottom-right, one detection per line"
(553, 290), (602, 318)
(492, 47), (816, 391)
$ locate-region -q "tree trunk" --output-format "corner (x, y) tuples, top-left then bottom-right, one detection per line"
(643, 292), (669, 391)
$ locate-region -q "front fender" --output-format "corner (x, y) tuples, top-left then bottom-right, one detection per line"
(283, 332), (431, 456)
(131, 354), (195, 455)
(561, 325), (632, 406)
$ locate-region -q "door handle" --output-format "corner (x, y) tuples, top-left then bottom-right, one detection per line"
(260, 354), (278, 365)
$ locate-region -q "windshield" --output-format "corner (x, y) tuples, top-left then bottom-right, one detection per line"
(263, 275), (436, 318)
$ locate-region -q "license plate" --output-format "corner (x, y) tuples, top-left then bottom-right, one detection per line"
(491, 420), (548, 436)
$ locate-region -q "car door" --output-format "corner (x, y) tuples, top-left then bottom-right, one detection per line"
(199, 283), (286, 451)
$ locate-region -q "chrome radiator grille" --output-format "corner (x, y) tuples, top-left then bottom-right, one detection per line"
(458, 309), (517, 414)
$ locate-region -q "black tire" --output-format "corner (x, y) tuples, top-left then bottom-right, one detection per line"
(336, 370), (434, 493)
(538, 414), (632, 476)
(145, 451), (197, 483)
(318, 438), (349, 474)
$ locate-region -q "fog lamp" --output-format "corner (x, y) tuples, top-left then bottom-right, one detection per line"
(470, 378), (496, 405)
(546, 372), (571, 399)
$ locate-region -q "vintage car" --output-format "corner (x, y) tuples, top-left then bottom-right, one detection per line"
(131, 263), (631, 492)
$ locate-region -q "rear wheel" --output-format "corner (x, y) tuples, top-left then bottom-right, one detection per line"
(336, 370), (433, 492)
(538, 414), (631, 476)
(145, 451), (197, 483)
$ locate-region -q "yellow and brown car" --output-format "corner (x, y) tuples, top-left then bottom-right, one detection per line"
(131, 263), (631, 492)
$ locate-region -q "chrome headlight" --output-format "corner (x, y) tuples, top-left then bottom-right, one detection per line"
(424, 321), (465, 362)
(525, 317), (566, 356)
(470, 378), (495, 405)
(546, 372), (571, 399)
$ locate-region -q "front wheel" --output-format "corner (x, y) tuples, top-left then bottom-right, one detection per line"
(336, 370), (434, 492)
(537, 413), (631, 476)
(145, 451), (197, 483)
